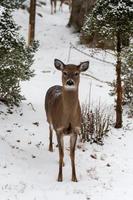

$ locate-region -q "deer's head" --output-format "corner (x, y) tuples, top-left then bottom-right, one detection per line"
(54, 59), (89, 91)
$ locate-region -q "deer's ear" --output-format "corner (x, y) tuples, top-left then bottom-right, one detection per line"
(54, 59), (65, 71)
(79, 61), (89, 72)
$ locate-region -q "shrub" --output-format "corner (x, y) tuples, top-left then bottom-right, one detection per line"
(81, 103), (113, 145)
(110, 44), (133, 116)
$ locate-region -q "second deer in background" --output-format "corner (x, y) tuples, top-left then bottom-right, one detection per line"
(50, 0), (71, 14)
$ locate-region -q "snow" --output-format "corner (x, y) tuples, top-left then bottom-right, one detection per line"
(0, 1), (133, 200)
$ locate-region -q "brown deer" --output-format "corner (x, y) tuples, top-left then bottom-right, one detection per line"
(50, 0), (71, 14)
(45, 59), (89, 181)
(60, 0), (72, 12)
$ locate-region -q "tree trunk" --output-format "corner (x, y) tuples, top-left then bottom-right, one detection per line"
(115, 32), (122, 128)
(68, 0), (96, 31)
(28, 0), (36, 45)
(67, 0), (74, 27)
(67, 0), (83, 31)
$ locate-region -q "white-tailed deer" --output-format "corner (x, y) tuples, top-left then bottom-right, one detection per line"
(50, 0), (71, 14)
(45, 59), (89, 181)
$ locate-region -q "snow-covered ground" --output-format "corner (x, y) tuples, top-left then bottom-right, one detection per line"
(0, 2), (133, 200)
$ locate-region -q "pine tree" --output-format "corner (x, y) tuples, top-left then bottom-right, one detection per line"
(0, 0), (38, 106)
(110, 44), (133, 116)
(0, 0), (24, 9)
(122, 44), (133, 106)
(83, 0), (133, 128)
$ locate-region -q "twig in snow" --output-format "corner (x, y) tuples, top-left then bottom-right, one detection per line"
(27, 103), (36, 112)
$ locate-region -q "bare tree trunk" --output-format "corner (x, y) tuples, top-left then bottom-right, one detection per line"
(115, 32), (122, 128)
(85, 0), (88, 15)
(28, 0), (36, 45)
(67, 0), (81, 30)
(68, 0), (95, 31)
(67, 0), (74, 27)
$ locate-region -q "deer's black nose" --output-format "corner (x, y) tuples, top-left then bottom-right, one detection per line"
(66, 79), (74, 86)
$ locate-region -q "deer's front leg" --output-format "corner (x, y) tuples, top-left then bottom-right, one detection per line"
(56, 133), (64, 182)
(54, 0), (56, 13)
(70, 133), (78, 182)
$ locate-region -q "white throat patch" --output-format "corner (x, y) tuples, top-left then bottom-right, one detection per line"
(64, 85), (77, 90)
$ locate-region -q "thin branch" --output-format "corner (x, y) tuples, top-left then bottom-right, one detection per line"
(82, 73), (111, 84)
(70, 43), (115, 66)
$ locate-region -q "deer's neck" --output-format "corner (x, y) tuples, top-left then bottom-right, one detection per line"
(62, 89), (79, 111)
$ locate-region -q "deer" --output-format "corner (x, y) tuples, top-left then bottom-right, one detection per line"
(50, 0), (71, 14)
(45, 59), (89, 182)
(59, 0), (71, 12)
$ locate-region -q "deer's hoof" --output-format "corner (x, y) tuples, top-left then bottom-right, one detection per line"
(63, 161), (65, 167)
(72, 177), (78, 182)
(57, 177), (63, 182)
(49, 146), (53, 152)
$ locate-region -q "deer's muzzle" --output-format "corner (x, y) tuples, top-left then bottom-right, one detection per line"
(66, 79), (74, 86)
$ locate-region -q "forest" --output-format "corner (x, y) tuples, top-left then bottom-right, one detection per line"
(0, 0), (133, 199)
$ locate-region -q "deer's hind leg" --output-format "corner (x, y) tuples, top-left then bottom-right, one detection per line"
(59, 2), (62, 12)
(49, 124), (53, 152)
(54, 0), (56, 13)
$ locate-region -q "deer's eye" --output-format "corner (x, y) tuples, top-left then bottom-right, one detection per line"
(63, 71), (68, 76)
(74, 72), (79, 76)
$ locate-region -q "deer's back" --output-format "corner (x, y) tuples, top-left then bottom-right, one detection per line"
(45, 85), (62, 123)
